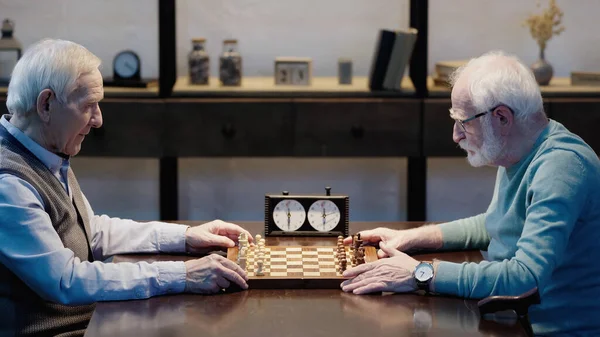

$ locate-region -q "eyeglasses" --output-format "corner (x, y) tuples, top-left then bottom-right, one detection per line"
(450, 104), (506, 133)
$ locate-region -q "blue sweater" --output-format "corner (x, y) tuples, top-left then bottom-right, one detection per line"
(435, 120), (600, 335)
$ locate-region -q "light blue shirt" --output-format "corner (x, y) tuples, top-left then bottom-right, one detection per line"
(0, 116), (188, 305)
(435, 120), (600, 335)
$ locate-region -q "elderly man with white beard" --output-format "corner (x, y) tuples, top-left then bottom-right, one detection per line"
(341, 51), (600, 335)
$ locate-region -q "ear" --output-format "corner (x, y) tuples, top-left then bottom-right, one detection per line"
(494, 105), (514, 136)
(36, 89), (54, 123)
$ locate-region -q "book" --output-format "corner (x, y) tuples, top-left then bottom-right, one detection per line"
(368, 29), (398, 90)
(571, 71), (600, 86)
(382, 28), (418, 91)
(434, 60), (468, 80)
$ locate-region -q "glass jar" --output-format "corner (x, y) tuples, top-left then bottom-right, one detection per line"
(219, 39), (242, 86)
(188, 38), (209, 85)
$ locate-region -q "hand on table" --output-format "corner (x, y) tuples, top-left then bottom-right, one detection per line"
(343, 227), (414, 258)
(341, 242), (420, 294)
(184, 254), (248, 294)
(185, 219), (253, 254)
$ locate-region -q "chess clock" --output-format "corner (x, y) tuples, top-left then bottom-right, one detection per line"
(265, 187), (349, 237)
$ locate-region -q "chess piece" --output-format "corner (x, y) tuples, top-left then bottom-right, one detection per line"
(340, 255), (347, 272)
(356, 246), (365, 265)
(238, 247), (248, 270)
(256, 251), (265, 276)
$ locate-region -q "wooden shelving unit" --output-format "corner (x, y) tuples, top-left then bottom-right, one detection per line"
(1, 0), (598, 222)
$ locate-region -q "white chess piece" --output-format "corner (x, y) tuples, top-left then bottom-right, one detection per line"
(256, 259), (264, 276)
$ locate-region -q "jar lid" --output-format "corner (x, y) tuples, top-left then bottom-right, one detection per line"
(192, 38), (206, 42)
(223, 39), (238, 43)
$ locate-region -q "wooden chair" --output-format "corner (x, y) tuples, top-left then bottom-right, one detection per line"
(477, 287), (540, 337)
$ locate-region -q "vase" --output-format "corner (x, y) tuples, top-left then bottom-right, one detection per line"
(531, 49), (553, 86)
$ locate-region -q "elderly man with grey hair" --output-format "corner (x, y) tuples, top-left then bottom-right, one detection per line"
(0, 39), (252, 336)
(342, 51), (600, 335)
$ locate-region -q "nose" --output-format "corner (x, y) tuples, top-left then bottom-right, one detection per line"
(91, 105), (103, 129)
(452, 122), (465, 144)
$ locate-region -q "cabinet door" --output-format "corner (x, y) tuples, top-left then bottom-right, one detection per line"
(293, 99), (420, 157)
(549, 99), (600, 154)
(0, 98), (164, 157)
(424, 99), (551, 156)
(423, 99), (461, 156)
(164, 99), (294, 156)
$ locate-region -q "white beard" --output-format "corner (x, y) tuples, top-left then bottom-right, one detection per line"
(460, 120), (505, 167)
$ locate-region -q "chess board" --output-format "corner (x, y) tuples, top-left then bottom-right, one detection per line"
(226, 245), (378, 289)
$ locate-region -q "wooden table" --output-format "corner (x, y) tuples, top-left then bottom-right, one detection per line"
(84, 222), (527, 337)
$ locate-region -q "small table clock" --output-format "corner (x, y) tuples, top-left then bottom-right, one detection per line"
(264, 187), (349, 237)
(104, 50), (156, 88)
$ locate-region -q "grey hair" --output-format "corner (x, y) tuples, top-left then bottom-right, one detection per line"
(6, 38), (101, 116)
(449, 50), (545, 127)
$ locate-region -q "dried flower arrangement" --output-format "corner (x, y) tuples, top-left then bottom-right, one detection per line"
(524, 0), (565, 58)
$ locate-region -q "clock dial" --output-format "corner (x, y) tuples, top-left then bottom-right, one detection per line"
(307, 200), (340, 232)
(114, 52), (139, 78)
(415, 264), (434, 282)
(273, 199), (306, 231)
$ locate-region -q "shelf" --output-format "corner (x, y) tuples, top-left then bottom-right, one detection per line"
(172, 76), (416, 98)
(427, 76), (600, 98)
(0, 85), (159, 98)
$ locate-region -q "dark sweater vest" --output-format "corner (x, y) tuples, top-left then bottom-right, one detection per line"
(0, 120), (95, 337)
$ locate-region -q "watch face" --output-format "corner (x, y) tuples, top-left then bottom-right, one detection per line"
(307, 200), (340, 232)
(415, 263), (434, 282)
(114, 51), (139, 79)
(272, 199), (306, 231)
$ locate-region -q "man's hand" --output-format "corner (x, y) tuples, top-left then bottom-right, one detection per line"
(340, 243), (420, 294)
(184, 254), (248, 294)
(343, 225), (443, 258)
(185, 220), (253, 254)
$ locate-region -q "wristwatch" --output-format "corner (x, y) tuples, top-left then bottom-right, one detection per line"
(414, 261), (434, 291)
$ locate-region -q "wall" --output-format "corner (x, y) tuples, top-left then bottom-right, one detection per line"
(3, 0), (592, 222)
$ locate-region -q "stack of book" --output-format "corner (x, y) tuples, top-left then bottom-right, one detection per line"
(368, 28), (418, 91)
(432, 60), (467, 87)
(571, 71), (600, 86)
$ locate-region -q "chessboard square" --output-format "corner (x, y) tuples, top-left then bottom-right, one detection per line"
(303, 247), (318, 251)
(287, 272), (304, 277)
(270, 247), (286, 252)
(303, 268), (320, 273)
(303, 272), (322, 277)
(302, 251), (318, 256)
(319, 272), (338, 277)
(270, 264), (287, 269)
(270, 272), (288, 277)
(303, 260), (319, 265)
(270, 261), (286, 266)
(287, 268), (303, 273)
(318, 258), (335, 262)
(286, 247), (303, 252)
(287, 261), (303, 266)
(317, 247), (334, 252)
(287, 258), (303, 262)
(270, 258), (287, 263)
(320, 268), (337, 273)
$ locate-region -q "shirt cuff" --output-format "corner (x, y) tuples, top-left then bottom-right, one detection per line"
(152, 261), (187, 296)
(158, 223), (189, 253)
(432, 261), (462, 296)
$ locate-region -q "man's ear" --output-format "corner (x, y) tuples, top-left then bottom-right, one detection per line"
(36, 89), (54, 123)
(495, 105), (514, 135)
